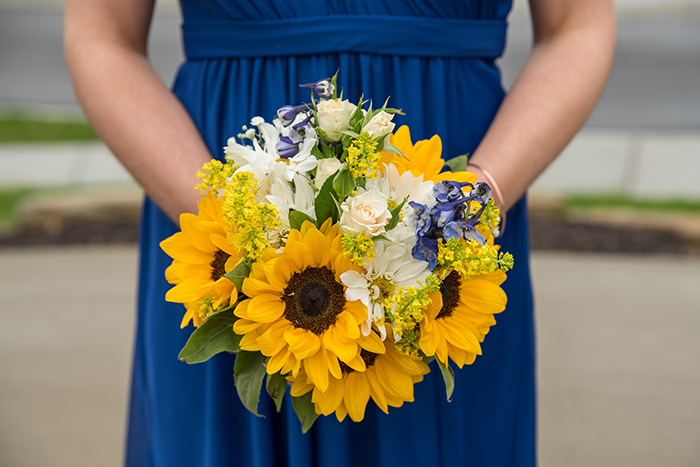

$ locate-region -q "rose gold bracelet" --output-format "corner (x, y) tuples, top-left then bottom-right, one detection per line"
(467, 162), (506, 238)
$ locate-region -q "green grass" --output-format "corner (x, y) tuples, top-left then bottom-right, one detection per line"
(0, 188), (33, 225)
(565, 195), (700, 213)
(0, 115), (98, 142)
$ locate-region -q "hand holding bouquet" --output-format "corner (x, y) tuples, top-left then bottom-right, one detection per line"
(161, 74), (514, 431)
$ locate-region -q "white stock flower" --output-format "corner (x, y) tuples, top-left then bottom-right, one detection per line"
(339, 188), (392, 237)
(340, 240), (431, 340)
(314, 158), (344, 189)
(265, 173), (315, 247)
(362, 110), (395, 140)
(316, 98), (357, 142)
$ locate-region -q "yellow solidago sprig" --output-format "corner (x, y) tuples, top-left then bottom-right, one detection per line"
(195, 160), (237, 197)
(340, 232), (376, 266)
(346, 132), (382, 180)
(388, 274), (441, 356)
(221, 171), (280, 260)
(437, 237), (514, 278)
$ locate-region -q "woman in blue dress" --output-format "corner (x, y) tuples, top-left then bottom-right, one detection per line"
(65, 0), (615, 465)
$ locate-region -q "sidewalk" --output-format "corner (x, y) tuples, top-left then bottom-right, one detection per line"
(2, 129), (700, 199)
(1, 247), (698, 467)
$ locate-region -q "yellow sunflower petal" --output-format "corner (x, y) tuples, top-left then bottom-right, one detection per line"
(233, 318), (264, 335)
(357, 331), (386, 354)
(335, 401), (348, 422)
(344, 352), (366, 373)
(256, 320), (292, 356)
(344, 373), (371, 422)
(323, 327), (359, 363)
(365, 368), (389, 413)
(246, 294), (286, 323)
(312, 377), (344, 416)
(289, 377), (314, 397)
(284, 328), (321, 360)
(242, 277), (284, 297)
(325, 348), (343, 380)
(165, 278), (211, 303)
(160, 233), (212, 264)
(267, 348), (291, 374)
(304, 347), (330, 393)
(419, 320), (440, 356)
(301, 225), (330, 267)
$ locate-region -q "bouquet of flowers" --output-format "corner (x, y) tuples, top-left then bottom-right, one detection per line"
(161, 74), (514, 432)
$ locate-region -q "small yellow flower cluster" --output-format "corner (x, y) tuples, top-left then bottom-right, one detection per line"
(438, 237), (514, 278)
(340, 232), (376, 266)
(194, 160), (237, 196)
(197, 294), (217, 321)
(389, 274), (441, 355)
(476, 198), (501, 233)
(346, 132), (381, 179)
(221, 171), (280, 260)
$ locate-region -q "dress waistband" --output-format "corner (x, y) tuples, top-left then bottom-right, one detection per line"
(182, 15), (507, 59)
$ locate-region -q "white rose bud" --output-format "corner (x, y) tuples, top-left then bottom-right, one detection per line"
(314, 158), (345, 189)
(361, 111), (395, 142)
(340, 188), (392, 237)
(316, 98), (357, 142)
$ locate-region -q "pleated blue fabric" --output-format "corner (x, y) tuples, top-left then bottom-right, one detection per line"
(125, 1), (536, 466)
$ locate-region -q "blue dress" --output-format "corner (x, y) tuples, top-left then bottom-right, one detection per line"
(126, 1), (535, 466)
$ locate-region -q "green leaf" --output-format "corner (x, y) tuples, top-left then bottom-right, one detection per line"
(382, 107), (405, 115)
(320, 142), (335, 159)
(289, 210), (316, 231)
(223, 260), (251, 291)
(436, 358), (455, 402)
(382, 142), (406, 159)
(444, 154), (469, 173)
(330, 69), (339, 99)
(311, 144), (324, 159)
(386, 196), (408, 231)
(315, 173), (341, 225)
(234, 351), (269, 417)
(266, 372), (288, 413)
(349, 100), (365, 130)
(361, 102), (374, 129)
(178, 309), (241, 364)
(335, 129), (360, 139)
(292, 391), (319, 433)
(332, 166), (355, 200)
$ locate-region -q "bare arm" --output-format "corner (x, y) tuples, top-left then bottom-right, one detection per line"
(467, 0), (616, 211)
(64, 0), (212, 222)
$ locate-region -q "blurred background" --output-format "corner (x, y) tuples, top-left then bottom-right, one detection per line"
(0, 0), (698, 466)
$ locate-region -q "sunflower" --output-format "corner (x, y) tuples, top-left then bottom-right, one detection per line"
(160, 195), (244, 328)
(419, 269), (507, 368)
(233, 220), (369, 393)
(381, 125), (476, 185)
(288, 332), (430, 422)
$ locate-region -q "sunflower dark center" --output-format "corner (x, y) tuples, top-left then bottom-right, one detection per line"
(283, 266), (345, 335)
(210, 249), (231, 281)
(339, 349), (379, 375)
(437, 270), (461, 320)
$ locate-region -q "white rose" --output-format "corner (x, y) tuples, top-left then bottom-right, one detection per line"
(361, 111), (395, 141)
(316, 99), (357, 142)
(314, 158), (344, 189)
(340, 188), (392, 237)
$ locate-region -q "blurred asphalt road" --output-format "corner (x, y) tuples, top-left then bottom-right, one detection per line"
(0, 6), (699, 130)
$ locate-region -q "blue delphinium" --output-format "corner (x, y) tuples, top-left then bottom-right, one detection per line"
(409, 180), (493, 270)
(300, 78), (335, 99)
(276, 136), (299, 159)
